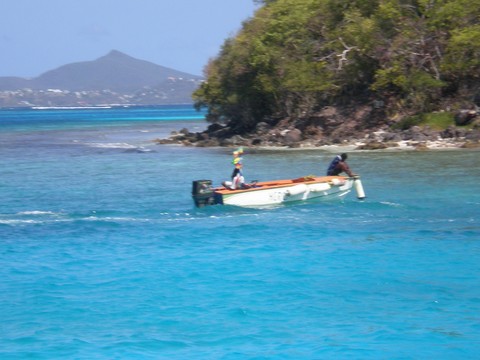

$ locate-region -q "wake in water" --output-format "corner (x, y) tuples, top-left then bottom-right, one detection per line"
(83, 142), (156, 153)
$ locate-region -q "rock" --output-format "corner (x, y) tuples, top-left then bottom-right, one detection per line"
(465, 129), (480, 141)
(154, 101), (479, 150)
(402, 126), (429, 141)
(302, 125), (324, 140)
(356, 141), (388, 150)
(414, 143), (429, 151)
(220, 135), (249, 147)
(255, 122), (271, 135)
(441, 126), (459, 138)
(207, 123), (225, 132)
(251, 138), (263, 146)
(195, 139), (220, 147)
(282, 128), (302, 145)
(420, 126), (439, 138)
(319, 106), (337, 117)
(454, 110), (477, 126)
(381, 132), (403, 142)
(461, 140), (480, 148)
(199, 132), (210, 141)
(209, 126), (233, 139)
(154, 138), (175, 144)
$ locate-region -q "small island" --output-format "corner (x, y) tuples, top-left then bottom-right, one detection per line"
(158, 0), (480, 151)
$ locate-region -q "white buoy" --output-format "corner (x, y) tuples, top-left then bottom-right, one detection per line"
(309, 183), (331, 192)
(353, 176), (366, 199)
(285, 183), (308, 196)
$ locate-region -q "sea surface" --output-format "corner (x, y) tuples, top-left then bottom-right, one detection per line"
(1, 105), (479, 359)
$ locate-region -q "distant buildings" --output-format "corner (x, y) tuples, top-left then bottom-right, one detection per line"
(0, 78), (203, 107)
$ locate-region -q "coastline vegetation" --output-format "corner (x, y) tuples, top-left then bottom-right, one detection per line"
(193, 0), (480, 137)
(392, 112), (454, 130)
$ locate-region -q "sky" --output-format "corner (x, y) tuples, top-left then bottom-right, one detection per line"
(0, 0), (259, 78)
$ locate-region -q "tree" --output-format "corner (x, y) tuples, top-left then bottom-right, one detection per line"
(194, 0), (480, 133)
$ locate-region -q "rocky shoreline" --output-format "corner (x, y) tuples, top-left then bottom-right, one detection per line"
(155, 105), (480, 151)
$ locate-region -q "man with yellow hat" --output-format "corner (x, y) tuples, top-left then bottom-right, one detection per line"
(222, 148), (251, 190)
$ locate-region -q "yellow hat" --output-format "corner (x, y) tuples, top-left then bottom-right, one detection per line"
(233, 147), (244, 156)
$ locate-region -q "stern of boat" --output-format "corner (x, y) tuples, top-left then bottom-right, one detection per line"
(192, 180), (217, 207)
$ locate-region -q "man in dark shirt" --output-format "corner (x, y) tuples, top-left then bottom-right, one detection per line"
(327, 153), (356, 177)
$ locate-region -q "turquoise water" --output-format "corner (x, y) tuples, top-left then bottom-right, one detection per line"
(1, 106), (480, 359)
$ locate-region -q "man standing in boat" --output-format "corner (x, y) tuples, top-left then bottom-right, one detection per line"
(327, 153), (356, 177)
(222, 148), (252, 190)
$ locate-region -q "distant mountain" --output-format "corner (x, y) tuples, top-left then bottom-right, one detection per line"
(0, 50), (202, 91)
(0, 76), (31, 90)
(0, 50), (203, 107)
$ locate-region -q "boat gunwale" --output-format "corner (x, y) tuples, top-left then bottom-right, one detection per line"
(214, 176), (350, 195)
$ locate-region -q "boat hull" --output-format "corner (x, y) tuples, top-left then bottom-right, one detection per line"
(193, 176), (356, 207)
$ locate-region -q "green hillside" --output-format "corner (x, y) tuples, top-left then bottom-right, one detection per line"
(193, 0), (480, 134)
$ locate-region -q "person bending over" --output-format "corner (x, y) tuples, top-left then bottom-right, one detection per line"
(326, 153), (356, 177)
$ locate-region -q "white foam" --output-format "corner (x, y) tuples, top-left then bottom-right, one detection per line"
(83, 216), (151, 223)
(17, 210), (57, 215)
(86, 142), (137, 149)
(380, 201), (402, 207)
(32, 106), (111, 110)
(0, 219), (41, 225)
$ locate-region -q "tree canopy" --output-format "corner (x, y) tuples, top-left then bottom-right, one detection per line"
(194, 0), (480, 132)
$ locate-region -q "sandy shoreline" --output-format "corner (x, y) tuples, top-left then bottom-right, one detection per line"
(157, 138), (480, 153)
(310, 139), (479, 152)
(218, 139), (480, 153)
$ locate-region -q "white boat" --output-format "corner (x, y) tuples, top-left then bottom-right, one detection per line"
(192, 175), (365, 207)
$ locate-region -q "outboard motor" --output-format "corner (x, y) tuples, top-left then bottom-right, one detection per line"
(192, 180), (216, 207)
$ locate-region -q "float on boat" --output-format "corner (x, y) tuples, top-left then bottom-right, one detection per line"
(192, 175), (365, 208)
